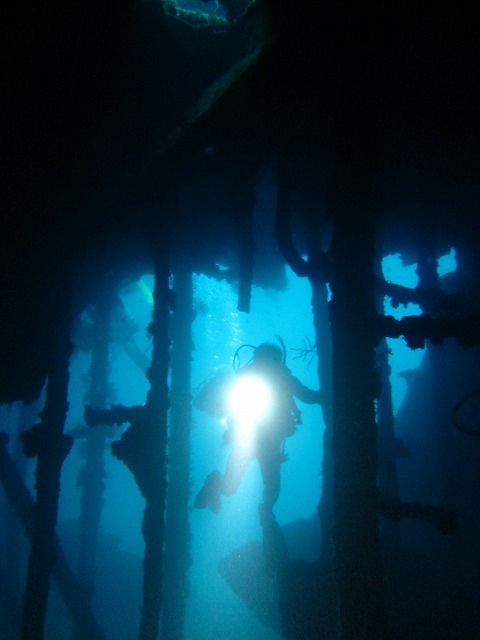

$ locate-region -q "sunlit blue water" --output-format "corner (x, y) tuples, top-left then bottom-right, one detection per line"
(437, 247), (457, 277)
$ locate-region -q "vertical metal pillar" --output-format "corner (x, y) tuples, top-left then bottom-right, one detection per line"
(138, 230), (171, 640)
(20, 293), (73, 640)
(161, 266), (194, 640)
(327, 10), (389, 636)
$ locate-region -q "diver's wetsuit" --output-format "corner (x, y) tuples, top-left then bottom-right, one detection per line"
(195, 355), (322, 514)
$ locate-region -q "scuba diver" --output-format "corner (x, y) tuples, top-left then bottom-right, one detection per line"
(194, 341), (323, 520)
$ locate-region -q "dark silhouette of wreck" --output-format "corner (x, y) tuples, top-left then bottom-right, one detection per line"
(1, 2), (479, 639)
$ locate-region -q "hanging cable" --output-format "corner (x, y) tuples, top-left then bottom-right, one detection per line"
(451, 388), (480, 436)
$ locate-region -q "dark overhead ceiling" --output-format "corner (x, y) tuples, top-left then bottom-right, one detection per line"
(1, 1), (479, 402)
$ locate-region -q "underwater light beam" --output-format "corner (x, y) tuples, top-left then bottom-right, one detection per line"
(227, 375), (272, 443)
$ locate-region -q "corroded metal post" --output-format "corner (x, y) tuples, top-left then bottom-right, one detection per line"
(0, 433), (105, 640)
(161, 266), (194, 640)
(326, 8), (388, 638)
(109, 228), (171, 640)
(19, 293), (73, 640)
(139, 230), (171, 640)
(329, 176), (388, 639)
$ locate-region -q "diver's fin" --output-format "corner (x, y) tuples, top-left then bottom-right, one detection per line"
(194, 470), (222, 513)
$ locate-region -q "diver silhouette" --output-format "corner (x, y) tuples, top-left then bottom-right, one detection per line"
(194, 342), (323, 517)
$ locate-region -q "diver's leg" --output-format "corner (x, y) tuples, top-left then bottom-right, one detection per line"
(194, 446), (252, 513)
(258, 450), (288, 577)
(221, 446), (253, 496)
(258, 447), (281, 512)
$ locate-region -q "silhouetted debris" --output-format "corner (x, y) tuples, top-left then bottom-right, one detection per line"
(0, 434), (105, 640)
(379, 494), (458, 535)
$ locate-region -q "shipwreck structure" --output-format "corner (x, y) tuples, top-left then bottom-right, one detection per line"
(1, 1), (479, 639)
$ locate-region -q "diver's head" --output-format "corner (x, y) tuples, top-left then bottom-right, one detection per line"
(253, 342), (283, 364)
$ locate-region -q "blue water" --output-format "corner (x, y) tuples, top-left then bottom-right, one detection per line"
(187, 270), (324, 639)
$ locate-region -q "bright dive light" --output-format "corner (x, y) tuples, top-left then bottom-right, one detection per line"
(228, 375), (272, 436)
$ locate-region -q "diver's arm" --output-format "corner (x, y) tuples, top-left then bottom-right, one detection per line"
(291, 376), (324, 405)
